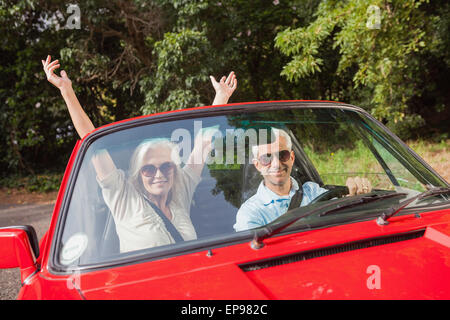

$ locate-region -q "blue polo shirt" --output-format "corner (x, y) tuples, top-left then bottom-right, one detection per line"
(233, 178), (328, 232)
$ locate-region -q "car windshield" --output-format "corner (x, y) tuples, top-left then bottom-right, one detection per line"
(56, 105), (448, 268)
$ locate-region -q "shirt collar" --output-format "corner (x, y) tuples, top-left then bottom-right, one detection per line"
(257, 176), (299, 206)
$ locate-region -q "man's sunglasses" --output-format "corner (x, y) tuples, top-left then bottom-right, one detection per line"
(257, 150), (291, 166)
(140, 162), (176, 178)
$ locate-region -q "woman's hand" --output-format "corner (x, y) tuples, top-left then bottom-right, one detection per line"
(41, 54), (96, 139)
(42, 55), (72, 92)
(210, 71), (237, 105)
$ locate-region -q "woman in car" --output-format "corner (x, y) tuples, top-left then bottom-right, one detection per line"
(42, 55), (237, 252)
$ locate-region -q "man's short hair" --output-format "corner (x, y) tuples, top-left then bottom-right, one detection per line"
(251, 128), (292, 160)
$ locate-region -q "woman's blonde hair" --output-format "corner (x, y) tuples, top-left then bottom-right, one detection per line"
(128, 138), (182, 204)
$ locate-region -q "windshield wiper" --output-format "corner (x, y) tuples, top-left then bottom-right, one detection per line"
(319, 192), (408, 217)
(376, 186), (450, 226)
(250, 192), (407, 249)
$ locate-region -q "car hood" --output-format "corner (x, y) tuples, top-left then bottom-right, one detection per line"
(240, 225), (450, 299)
(78, 212), (450, 300)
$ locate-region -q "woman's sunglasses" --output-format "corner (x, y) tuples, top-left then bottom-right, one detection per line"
(257, 150), (291, 166)
(140, 162), (175, 178)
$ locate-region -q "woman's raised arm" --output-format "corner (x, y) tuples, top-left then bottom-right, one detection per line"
(42, 55), (95, 139)
(186, 71), (238, 176)
(42, 55), (116, 180)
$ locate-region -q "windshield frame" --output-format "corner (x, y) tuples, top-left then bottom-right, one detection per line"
(48, 101), (449, 274)
(347, 111), (448, 188)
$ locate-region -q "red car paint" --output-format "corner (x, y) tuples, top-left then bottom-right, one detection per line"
(17, 209), (449, 300)
(1, 101), (449, 300)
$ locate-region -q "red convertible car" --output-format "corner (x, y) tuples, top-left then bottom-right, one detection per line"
(1, 101), (449, 300)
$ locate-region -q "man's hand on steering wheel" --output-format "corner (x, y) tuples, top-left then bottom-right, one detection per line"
(346, 176), (372, 196)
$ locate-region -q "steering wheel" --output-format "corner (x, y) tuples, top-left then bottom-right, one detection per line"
(308, 186), (349, 204)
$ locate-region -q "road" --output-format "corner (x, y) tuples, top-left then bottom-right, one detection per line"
(0, 203), (53, 300)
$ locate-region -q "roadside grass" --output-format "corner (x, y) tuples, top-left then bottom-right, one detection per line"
(304, 140), (392, 189)
(406, 139), (449, 182)
(0, 172), (63, 193)
(303, 139), (449, 187)
(407, 139), (448, 154)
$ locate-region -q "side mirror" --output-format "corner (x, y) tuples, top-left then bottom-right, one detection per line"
(0, 225), (39, 284)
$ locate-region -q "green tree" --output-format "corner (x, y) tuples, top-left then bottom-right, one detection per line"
(275, 0), (450, 139)
(1, 0), (448, 181)
(0, 0), (162, 175)
(141, 0), (323, 115)
(0, 0), (75, 175)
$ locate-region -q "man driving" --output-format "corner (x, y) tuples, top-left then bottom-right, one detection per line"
(233, 128), (372, 232)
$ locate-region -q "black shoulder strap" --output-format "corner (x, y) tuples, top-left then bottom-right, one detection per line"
(144, 198), (184, 243)
(288, 188), (303, 211)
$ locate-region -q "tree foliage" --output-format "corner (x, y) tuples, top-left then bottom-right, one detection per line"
(0, 0), (448, 179)
(275, 0), (449, 137)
